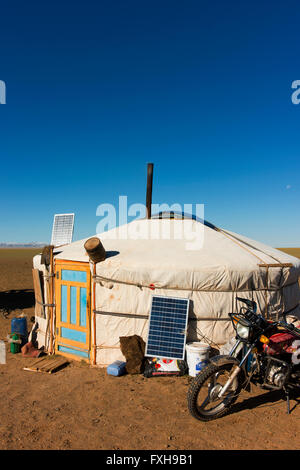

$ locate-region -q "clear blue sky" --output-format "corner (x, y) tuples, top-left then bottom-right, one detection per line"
(0, 0), (299, 246)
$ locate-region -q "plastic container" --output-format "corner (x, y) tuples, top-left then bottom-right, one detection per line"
(11, 317), (28, 346)
(186, 342), (211, 377)
(9, 333), (21, 354)
(107, 360), (127, 377)
(0, 341), (6, 364)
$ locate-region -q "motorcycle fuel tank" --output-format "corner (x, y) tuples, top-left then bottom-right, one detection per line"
(263, 331), (298, 356)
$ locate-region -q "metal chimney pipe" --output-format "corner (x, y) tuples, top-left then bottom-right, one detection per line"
(146, 163), (154, 219)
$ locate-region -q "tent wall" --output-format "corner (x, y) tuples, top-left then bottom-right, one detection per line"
(92, 279), (300, 366)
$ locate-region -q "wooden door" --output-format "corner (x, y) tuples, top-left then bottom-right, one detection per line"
(55, 261), (91, 361)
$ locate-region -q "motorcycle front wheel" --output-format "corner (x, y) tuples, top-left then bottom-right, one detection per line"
(187, 359), (243, 421)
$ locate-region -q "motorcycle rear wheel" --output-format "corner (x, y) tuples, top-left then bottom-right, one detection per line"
(187, 360), (243, 421)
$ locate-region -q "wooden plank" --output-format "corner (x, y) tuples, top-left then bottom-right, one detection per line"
(24, 357), (49, 370)
(32, 269), (45, 318)
(23, 355), (69, 373)
(48, 359), (69, 373)
(43, 357), (68, 373)
(39, 358), (60, 371)
(28, 351), (84, 369)
(67, 285), (71, 325)
(56, 323), (87, 332)
(56, 337), (87, 348)
(55, 260), (90, 267)
(76, 288), (80, 328)
(26, 357), (45, 368)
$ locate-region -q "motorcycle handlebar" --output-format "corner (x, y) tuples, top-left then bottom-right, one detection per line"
(232, 298), (300, 337)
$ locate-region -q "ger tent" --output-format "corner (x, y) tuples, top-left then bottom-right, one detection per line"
(32, 215), (300, 366)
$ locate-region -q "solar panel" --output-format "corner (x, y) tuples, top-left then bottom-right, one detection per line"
(51, 213), (75, 247)
(145, 295), (190, 360)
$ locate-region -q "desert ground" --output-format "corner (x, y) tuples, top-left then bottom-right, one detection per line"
(0, 248), (300, 451)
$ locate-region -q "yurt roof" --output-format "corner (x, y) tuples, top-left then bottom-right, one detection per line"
(39, 216), (300, 292)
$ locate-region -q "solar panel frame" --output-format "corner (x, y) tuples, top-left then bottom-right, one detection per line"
(145, 295), (190, 360)
(51, 213), (75, 247)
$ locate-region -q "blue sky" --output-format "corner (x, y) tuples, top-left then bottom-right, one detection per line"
(0, 0), (299, 246)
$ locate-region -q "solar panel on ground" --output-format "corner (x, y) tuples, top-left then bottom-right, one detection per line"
(145, 295), (190, 360)
(51, 213), (75, 247)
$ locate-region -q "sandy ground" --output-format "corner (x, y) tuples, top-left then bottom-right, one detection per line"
(0, 248), (300, 451)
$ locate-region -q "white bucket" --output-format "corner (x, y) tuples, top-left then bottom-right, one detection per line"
(186, 342), (210, 377)
(0, 340), (6, 365)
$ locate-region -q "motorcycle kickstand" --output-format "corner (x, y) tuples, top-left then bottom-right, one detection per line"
(283, 387), (290, 415)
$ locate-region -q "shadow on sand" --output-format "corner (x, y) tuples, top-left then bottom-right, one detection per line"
(229, 387), (300, 416)
(0, 289), (35, 317)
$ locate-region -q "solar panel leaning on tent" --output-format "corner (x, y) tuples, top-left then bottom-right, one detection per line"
(31, 214), (300, 367)
(145, 295), (190, 360)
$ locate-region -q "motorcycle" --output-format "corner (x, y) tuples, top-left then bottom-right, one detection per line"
(187, 297), (300, 421)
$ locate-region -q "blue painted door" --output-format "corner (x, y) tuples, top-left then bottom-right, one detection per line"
(55, 261), (91, 361)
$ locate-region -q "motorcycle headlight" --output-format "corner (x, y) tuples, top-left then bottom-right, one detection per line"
(236, 321), (250, 340)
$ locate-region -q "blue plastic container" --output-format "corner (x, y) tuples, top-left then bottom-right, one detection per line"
(107, 360), (127, 377)
(11, 317), (28, 346)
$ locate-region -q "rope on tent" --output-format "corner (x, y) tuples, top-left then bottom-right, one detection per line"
(217, 227), (287, 266)
(93, 273), (297, 293)
(214, 228), (266, 265)
(216, 228), (295, 321)
(93, 310), (149, 320)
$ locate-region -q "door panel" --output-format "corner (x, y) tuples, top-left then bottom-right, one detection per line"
(55, 261), (91, 361)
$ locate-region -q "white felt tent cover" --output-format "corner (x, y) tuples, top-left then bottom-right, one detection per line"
(33, 219), (300, 366)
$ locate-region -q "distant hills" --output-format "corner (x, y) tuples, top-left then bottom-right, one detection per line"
(0, 242), (47, 248)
